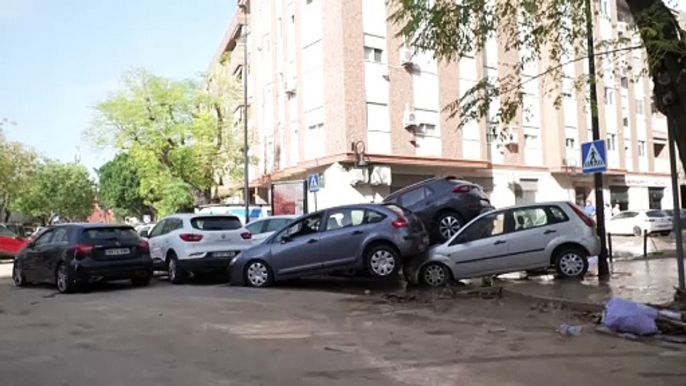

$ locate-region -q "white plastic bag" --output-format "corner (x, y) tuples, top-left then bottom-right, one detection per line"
(602, 297), (658, 336)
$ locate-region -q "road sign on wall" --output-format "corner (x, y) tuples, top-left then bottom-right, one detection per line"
(581, 139), (608, 174)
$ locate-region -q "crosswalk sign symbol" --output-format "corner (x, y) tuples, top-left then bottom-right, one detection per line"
(308, 173), (320, 193)
(581, 139), (607, 174)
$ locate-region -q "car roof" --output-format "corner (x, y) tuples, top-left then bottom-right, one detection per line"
(384, 176), (469, 200)
(163, 213), (241, 220)
(486, 201), (573, 212)
(52, 223), (135, 229)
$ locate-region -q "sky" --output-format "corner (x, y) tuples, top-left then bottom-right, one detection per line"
(0, 0), (235, 172)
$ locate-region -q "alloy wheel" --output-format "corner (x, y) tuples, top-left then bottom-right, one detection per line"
(370, 250), (396, 277)
(423, 264), (448, 287)
(12, 265), (23, 286)
(57, 265), (68, 293)
(168, 260), (177, 282)
(558, 253), (585, 277)
(439, 216), (461, 240)
(247, 262), (269, 287)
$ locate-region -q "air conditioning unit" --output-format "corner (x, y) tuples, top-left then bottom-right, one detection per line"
(369, 166), (392, 186)
(504, 132), (518, 145)
(284, 78), (296, 94)
(400, 48), (414, 66)
(403, 109), (418, 129)
(349, 168), (368, 186)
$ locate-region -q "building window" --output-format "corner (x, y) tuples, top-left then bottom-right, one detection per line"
(364, 47), (383, 63)
(306, 0), (314, 4)
(562, 76), (574, 99)
(623, 117), (629, 127)
(621, 76), (628, 89)
(607, 133), (616, 151)
(636, 99), (645, 115)
(654, 141), (666, 158)
(604, 87), (614, 105)
(638, 140), (646, 156)
(649, 187), (664, 209)
(418, 123), (437, 135)
(565, 138), (575, 149)
(610, 186), (629, 211)
(486, 125), (498, 143)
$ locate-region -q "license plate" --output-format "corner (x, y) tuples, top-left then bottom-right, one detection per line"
(105, 248), (130, 256)
(213, 251), (236, 258)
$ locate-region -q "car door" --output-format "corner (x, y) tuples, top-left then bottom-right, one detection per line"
(440, 210), (514, 278)
(608, 212), (636, 235)
(503, 206), (559, 270)
(397, 186), (434, 224)
(22, 229), (54, 283)
(269, 213), (324, 275)
(39, 227), (72, 282)
(147, 220), (168, 262)
(318, 208), (367, 268)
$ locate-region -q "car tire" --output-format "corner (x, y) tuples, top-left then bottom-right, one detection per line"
(420, 262), (451, 287)
(131, 276), (151, 287)
(633, 226), (643, 237)
(243, 260), (274, 288)
(12, 261), (26, 287)
(56, 262), (78, 294)
(366, 245), (401, 280)
(553, 247), (589, 279)
(436, 212), (463, 242)
(167, 254), (186, 285)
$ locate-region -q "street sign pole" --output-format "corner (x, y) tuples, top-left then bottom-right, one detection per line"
(584, 0), (609, 277)
(667, 118), (686, 290)
(308, 173), (320, 213)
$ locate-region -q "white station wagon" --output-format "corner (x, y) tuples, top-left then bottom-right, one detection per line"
(406, 201), (601, 287)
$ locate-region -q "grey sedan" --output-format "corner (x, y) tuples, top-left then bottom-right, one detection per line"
(229, 203), (430, 287)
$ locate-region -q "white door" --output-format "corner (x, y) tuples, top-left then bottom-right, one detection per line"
(147, 220), (168, 262)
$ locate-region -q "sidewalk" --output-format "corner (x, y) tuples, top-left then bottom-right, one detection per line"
(610, 231), (686, 259)
(503, 257), (681, 309)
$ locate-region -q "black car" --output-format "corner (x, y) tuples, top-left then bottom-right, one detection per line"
(383, 176), (494, 243)
(12, 224), (153, 293)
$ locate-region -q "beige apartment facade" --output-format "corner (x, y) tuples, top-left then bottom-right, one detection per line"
(211, 0), (675, 212)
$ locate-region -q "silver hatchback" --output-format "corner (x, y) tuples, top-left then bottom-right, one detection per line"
(406, 202), (601, 287)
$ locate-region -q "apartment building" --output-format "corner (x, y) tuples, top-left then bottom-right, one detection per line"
(211, 0), (675, 212)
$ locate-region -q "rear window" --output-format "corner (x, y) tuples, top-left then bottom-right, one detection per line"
(81, 227), (138, 243)
(646, 210), (668, 218)
(191, 216), (242, 231)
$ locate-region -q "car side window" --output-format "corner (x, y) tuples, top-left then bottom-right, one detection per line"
(452, 212), (507, 244)
(245, 220), (266, 234)
(148, 221), (166, 238)
(325, 209), (365, 231)
(33, 230), (54, 247)
(51, 228), (71, 245)
(364, 210), (386, 224)
(547, 206), (569, 224)
(282, 214), (322, 239)
(399, 187), (430, 207)
(163, 219), (182, 234)
(512, 207), (549, 231)
(265, 218), (291, 232)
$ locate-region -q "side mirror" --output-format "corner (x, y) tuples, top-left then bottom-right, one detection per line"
(280, 235), (292, 244)
(139, 230), (149, 238)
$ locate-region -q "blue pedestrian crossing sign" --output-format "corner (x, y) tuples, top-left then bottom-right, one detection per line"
(581, 139), (608, 174)
(308, 173), (321, 193)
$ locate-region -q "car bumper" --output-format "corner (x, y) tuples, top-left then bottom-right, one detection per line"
(227, 257), (247, 286)
(646, 223), (672, 234)
(71, 258), (153, 283)
(177, 256), (236, 273)
(399, 231), (431, 257)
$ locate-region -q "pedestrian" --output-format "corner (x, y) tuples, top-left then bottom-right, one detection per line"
(584, 200), (596, 218)
(612, 203), (621, 217)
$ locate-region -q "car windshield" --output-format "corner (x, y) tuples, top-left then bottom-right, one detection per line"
(0, 227), (17, 237)
(82, 227), (139, 243)
(646, 210), (668, 218)
(191, 216), (242, 231)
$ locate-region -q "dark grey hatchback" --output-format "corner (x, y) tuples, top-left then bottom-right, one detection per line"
(229, 203), (429, 287)
(12, 224), (152, 293)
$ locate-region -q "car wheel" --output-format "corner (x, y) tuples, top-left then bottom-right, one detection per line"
(56, 263), (77, 293)
(366, 245), (400, 279)
(554, 248), (589, 279)
(420, 263), (451, 287)
(131, 276), (151, 287)
(633, 226), (643, 237)
(168, 255), (186, 285)
(436, 212), (463, 242)
(12, 262), (26, 287)
(244, 260), (274, 288)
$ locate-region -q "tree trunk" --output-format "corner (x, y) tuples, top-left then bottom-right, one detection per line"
(624, 0), (686, 170)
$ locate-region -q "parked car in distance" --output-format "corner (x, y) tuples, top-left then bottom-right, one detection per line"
(244, 215), (299, 244)
(196, 204), (272, 224)
(406, 202), (600, 287)
(1, 223), (32, 238)
(229, 203), (430, 288)
(12, 224), (153, 293)
(663, 209), (686, 229)
(606, 209), (672, 237)
(0, 227), (27, 259)
(147, 214), (253, 284)
(382, 176), (494, 243)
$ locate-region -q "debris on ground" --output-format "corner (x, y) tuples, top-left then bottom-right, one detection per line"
(602, 297), (659, 336)
(488, 326), (507, 333)
(556, 324), (582, 336)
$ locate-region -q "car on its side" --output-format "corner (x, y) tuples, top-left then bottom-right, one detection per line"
(0, 226), (27, 259)
(382, 176), (494, 243)
(12, 224), (153, 293)
(147, 214), (254, 284)
(405, 202), (601, 287)
(229, 203), (430, 287)
(606, 209), (672, 237)
(244, 215), (299, 244)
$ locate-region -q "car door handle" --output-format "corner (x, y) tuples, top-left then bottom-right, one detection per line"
(494, 240), (506, 245)
(544, 230), (557, 234)
(307, 239), (318, 244)
(351, 230), (363, 235)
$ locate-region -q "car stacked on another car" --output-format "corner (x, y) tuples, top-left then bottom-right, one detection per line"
(382, 176), (494, 243)
(406, 201), (601, 287)
(147, 214), (254, 284)
(12, 223), (153, 293)
(229, 203), (430, 287)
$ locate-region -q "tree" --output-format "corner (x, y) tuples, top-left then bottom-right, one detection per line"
(97, 153), (154, 220)
(87, 68), (244, 216)
(0, 127), (37, 222)
(13, 162), (96, 224)
(389, 0), (686, 168)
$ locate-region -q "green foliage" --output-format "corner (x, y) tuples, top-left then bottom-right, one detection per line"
(13, 162), (96, 223)
(87, 68), (244, 216)
(97, 153), (151, 219)
(0, 127), (37, 220)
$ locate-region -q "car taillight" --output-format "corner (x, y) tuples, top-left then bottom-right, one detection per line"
(452, 184), (475, 193)
(138, 240), (150, 250)
(241, 232), (252, 240)
(391, 217), (408, 229)
(179, 233), (204, 242)
(74, 243), (93, 260)
(567, 203), (594, 227)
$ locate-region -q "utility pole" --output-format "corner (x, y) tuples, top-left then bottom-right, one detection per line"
(239, 1), (250, 225)
(584, 0), (609, 276)
(667, 118), (686, 290)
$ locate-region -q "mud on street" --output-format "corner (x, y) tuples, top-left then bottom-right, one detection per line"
(0, 265), (685, 386)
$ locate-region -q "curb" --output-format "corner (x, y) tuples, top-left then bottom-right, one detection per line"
(502, 287), (605, 313)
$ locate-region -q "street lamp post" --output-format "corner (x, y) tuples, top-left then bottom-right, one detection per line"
(239, 2), (250, 225)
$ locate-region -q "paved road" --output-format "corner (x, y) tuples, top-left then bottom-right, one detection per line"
(0, 266), (685, 386)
